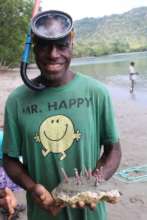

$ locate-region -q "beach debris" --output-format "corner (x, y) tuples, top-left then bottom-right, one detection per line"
(61, 168), (69, 183)
(52, 167), (121, 207)
(114, 165), (147, 183)
(74, 168), (81, 185)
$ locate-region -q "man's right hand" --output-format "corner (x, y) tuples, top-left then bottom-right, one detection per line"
(30, 184), (64, 216)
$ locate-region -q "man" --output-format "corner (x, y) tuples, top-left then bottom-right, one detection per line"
(2, 10), (121, 220)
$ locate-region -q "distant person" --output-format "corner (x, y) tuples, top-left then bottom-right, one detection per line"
(129, 61), (139, 93)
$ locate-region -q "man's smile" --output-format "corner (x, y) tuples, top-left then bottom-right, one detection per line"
(46, 63), (64, 71)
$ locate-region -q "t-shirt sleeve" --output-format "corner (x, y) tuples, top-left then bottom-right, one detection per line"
(100, 89), (119, 145)
(2, 95), (21, 158)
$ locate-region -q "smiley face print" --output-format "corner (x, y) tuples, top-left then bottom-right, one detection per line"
(34, 115), (81, 160)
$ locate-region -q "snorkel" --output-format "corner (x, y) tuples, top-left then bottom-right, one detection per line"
(20, 0), (46, 91)
(20, 1), (73, 91)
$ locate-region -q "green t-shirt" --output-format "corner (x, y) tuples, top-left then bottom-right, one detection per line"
(2, 73), (119, 220)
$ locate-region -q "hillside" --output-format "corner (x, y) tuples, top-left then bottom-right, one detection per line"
(73, 7), (147, 57)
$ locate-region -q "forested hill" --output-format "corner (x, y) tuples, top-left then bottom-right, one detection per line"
(1, 3), (147, 67)
(73, 7), (147, 57)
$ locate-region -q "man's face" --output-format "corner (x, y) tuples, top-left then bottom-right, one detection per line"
(33, 36), (73, 82)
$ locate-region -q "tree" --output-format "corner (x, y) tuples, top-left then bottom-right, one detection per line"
(0, 0), (33, 67)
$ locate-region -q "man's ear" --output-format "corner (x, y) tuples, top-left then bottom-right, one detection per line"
(70, 31), (75, 47)
(31, 33), (40, 46)
(70, 31), (75, 39)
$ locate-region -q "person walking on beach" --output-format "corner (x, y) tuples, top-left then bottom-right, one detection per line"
(2, 10), (121, 220)
(129, 61), (139, 93)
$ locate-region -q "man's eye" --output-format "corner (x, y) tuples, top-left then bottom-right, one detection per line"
(38, 44), (48, 49)
(57, 43), (69, 49)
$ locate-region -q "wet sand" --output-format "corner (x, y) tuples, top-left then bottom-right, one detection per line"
(107, 84), (147, 220)
(0, 69), (147, 220)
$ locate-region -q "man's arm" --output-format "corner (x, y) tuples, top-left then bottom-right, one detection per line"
(3, 154), (63, 215)
(3, 154), (36, 191)
(94, 142), (121, 180)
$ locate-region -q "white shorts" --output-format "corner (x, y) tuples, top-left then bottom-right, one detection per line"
(130, 74), (137, 81)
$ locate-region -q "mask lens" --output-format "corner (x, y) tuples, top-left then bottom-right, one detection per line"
(31, 10), (73, 40)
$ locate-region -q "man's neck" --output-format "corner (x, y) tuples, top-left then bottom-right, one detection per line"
(41, 70), (75, 87)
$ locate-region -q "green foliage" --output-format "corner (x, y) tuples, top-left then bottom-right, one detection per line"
(74, 7), (147, 57)
(0, 0), (33, 67)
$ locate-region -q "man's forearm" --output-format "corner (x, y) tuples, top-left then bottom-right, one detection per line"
(3, 154), (36, 192)
(95, 142), (121, 180)
(3, 155), (57, 214)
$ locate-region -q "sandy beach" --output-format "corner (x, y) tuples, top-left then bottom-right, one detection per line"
(0, 69), (147, 220)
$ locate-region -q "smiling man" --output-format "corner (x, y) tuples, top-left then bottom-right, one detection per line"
(2, 10), (121, 220)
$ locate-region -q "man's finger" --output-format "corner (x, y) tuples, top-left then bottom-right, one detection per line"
(48, 206), (59, 216)
(5, 187), (17, 208)
(90, 202), (97, 210)
(39, 193), (46, 201)
(77, 201), (85, 208)
(5, 196), (15, 215)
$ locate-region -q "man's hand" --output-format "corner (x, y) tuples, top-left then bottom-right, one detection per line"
(0, 187), (17, 219)
(30, 184), (64, 215)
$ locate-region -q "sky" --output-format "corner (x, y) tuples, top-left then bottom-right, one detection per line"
(41, 0), (147, 20)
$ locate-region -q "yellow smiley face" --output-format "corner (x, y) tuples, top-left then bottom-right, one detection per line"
(35, 115), (81, 160)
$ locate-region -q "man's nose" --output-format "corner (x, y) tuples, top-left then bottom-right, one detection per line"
(48, 45), (59, 58)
